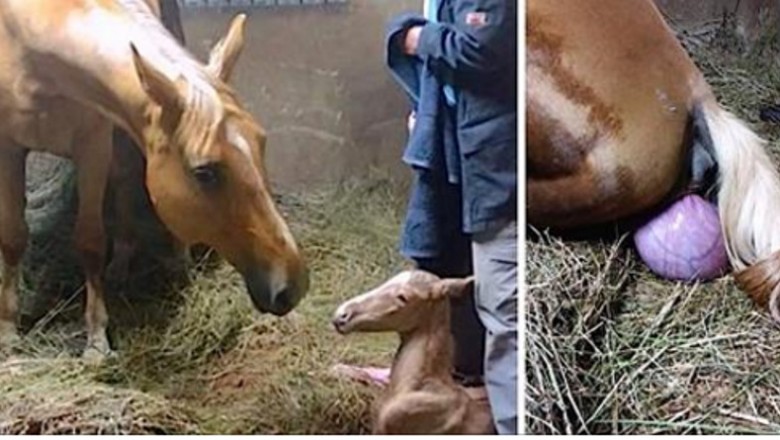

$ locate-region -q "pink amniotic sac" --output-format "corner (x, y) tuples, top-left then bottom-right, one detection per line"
(633, 194), (730, 281)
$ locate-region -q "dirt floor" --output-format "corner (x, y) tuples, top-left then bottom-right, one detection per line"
(526, 13), (780, 435)
(0, 174), (409, 434)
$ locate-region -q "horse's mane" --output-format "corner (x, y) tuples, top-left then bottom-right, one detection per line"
(114, 0), (253, 154)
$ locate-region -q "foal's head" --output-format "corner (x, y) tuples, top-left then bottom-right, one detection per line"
(131, 15), (307, 315)
(332, 270), (474, 335)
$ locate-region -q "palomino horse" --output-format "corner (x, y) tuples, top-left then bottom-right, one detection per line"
(527, 0), (780, 319)
(106, 0), (187, 284)
(0, 0), (309, 359)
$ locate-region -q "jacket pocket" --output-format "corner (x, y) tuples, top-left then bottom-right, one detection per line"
(455, 78), (517, 153)
(458, 108), (517, 156)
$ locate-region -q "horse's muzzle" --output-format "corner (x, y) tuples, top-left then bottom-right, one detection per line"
(241, 267), (308, 316)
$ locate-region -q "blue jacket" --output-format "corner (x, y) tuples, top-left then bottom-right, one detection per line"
(387, 0), (517, 260)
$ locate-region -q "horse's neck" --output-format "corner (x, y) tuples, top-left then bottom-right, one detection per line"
(389, 302), (454, 392)
(16, 0), (209, 146)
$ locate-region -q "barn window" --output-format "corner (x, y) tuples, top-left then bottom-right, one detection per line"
(180, 0), (347, 7)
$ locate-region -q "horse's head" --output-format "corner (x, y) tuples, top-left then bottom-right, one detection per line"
(332, 270), (473, 334)
(130, 15), (307, 316)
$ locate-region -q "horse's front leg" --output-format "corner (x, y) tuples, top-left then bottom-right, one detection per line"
(73, 122), (114, 360)
(0, 147), (28, 346)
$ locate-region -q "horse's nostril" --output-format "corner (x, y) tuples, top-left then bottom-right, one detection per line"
(333, 311), (351, 332)
(270, 287), (296, 316)
(243, 271), (301, 316)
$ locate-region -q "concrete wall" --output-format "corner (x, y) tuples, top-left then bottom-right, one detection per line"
(179, 0), (776, 191)
(180, 0), (421, 190)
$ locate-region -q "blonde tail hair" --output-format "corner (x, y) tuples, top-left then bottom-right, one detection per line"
(699, 99), (780, 320)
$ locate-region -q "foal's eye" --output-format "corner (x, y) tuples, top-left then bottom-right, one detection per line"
(397, 293), (409, 305)
(192, 164), (221, 189)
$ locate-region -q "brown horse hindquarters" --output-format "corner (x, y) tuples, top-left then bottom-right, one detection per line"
(527, 0), (710, 230)
(529, 0), (780, 321)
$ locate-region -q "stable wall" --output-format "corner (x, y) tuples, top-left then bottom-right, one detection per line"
(181, 0), (421, 190)
(654, 0), (779, 42)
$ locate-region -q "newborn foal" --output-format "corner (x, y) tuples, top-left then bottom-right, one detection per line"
(333, 270), (494, 434)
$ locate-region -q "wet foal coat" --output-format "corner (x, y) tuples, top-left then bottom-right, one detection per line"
(333, 271), (494, 434)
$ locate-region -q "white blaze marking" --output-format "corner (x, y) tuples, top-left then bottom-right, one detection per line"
(226, 122), (253, 161)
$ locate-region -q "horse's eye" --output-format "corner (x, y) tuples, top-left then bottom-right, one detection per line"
(192, 164), (221, 189)
(397, 293), (409, 305)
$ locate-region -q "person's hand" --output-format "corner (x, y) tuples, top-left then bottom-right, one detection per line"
(403, 26), (422, 55)
(407, 111), (417, 133)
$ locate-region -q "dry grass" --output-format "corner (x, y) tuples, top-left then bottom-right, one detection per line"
(526, 16), (780, 435)
(526, 232), (635, 434)
(0, 173), (408, 434)
(0, 358), (199, 434)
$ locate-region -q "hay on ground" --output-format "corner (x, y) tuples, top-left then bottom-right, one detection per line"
(0, 358), (198, 434)
(0, 174), (408, 434)
(527, 15), (780, 435)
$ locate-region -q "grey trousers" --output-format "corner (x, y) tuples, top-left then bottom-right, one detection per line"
(473, 221), (518, 435)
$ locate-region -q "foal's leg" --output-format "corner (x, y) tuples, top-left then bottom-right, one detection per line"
(0, 148), (28, 345)
(104, 131), (141, 287)
(73, 123), (114, 360)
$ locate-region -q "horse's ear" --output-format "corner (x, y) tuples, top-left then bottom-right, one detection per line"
(131, 43), (182, 108)
(131, 43), (184, 132)
(207, 13), (246, 82)
(432, 276), (475, 300)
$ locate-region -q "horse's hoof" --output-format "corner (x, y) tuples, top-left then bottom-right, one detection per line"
(0, 322), (20, 348)
(82, 345), (116, 364)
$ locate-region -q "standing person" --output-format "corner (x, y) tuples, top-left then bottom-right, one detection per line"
(386, 0), (517, 434)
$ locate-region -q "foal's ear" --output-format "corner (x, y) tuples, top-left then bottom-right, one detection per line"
(207, 13), (246, 82)
(131, 44), (183, 109)
(432, 276), (475, 300)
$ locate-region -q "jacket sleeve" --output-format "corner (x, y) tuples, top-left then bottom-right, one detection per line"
(415, 0), (516, 76)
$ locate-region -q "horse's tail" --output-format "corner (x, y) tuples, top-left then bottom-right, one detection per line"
(696, 99), (780, 319)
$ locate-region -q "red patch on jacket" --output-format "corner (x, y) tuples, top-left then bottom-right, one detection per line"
(465, 11), (488, 28)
